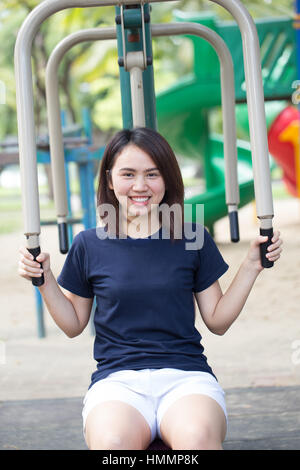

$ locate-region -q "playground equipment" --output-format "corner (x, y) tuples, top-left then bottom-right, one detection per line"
(238, 102), (300, 199)
(14, 0), (297, 452)
(36, 110), (103, 337)
(46, 22), (240, 249)
(268, 105), (300, 199)
(14, 0), (276, 292)
(0, 109), (102, 338)
(156, 13), (298, 229)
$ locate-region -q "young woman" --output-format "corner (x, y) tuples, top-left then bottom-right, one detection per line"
(18, 127), (282, 450)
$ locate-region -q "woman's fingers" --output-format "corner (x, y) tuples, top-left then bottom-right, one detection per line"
(18, 246), (44, 279)
(35, 252), (47, 263)
(19, 249), (42, 269)
(19, 245), (33, 259)
(266, 246), (282, 261)
(250, 230), (283, 265)
(18, 259), (43, 277)
(271, 230), (280, 242)
(266, 232), (283, 261)
(251, 235), (268, 248)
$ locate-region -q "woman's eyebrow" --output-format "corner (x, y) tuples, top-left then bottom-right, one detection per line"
(119, 167), (159, 172)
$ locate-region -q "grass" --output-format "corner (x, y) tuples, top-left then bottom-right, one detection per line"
(0, 186), (22, 234)
(0, 184), (81, 235)
(0, 199), (59, 235)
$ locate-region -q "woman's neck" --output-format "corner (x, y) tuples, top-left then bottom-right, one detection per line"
(122, 214), (161, 239)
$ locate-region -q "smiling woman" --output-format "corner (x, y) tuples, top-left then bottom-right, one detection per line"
(97, 127), (185, 240)
(18, 126), (282, 450)
(107, 145), (166, 238)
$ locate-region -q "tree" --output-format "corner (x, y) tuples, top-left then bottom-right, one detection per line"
(0, 0), (116, 139)
(0, 0), (295, 141)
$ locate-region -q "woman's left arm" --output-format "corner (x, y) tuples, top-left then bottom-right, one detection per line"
(194, 230), (283, 336)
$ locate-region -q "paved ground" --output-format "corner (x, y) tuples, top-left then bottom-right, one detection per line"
(1, 385), (300, 450)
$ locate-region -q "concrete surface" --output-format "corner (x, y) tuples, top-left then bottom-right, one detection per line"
(1, 385), (300, 450)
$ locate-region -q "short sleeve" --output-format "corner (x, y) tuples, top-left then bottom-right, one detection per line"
(193, 228), (229, 293)
(57, 232), (94, 298)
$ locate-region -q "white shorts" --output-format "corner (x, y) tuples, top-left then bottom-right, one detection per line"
(82, 368), (227, 443)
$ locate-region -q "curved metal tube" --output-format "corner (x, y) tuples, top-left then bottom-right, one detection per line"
(46, 23), (239, 244)
(46, 27), (117, 254)
(45, 28), (117, 225)
(15, 0), (274, 270)
(151, 23), (240, 211)
(14, 0), (175, 245)
(209, 0), (274, 229)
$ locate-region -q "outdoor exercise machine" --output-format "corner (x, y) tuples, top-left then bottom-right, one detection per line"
(156, 11), (298, 233)
(14, 0), (275, 291)
(38, 109), (103, 338)
(46, 22), (239, 245)
(0, 107), (101, 338)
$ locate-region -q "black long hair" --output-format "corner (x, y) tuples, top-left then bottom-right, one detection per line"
(96, 127), (185, 241)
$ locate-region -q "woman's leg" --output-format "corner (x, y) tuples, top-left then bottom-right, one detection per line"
(159, 394), (227, 450)
(85, 400), (152, 450)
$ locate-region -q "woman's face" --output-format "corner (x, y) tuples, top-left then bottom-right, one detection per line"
(108, 144), (166, 220)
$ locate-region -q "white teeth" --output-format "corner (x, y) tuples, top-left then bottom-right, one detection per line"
(130, 197), (150, 202)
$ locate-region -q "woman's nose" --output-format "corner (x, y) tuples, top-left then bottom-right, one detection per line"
(132, 176), (148, 190)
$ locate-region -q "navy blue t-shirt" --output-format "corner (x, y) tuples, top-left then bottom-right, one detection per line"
(57, 223), (228, 388)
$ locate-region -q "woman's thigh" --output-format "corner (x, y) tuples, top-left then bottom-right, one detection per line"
(85, 400), (152, 450)
(159, 394), (227, 450)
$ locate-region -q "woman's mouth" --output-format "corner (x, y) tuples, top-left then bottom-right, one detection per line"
(129, 196), (151, 206)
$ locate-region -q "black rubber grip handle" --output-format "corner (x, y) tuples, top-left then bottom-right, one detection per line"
(260, 227), (274, 269)
(58, 222), (69, 254)
(28, 246), (44, 286)
(229, 211), (240, 243)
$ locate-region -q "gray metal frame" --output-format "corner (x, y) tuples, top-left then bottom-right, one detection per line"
(152, 23), (240, 213)
(45, 28), (117, 226)
(14, 0), (273, 254)
(211, 0), (274, 228)
(14, 0), (176, 249)
(45, 23), (239, 229)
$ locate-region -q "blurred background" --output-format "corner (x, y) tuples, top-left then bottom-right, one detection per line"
(0, 0), (300, 442)
(0, 0), (297, 235)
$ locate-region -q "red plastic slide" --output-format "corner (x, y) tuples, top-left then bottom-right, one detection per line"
(268, 106), (300, 197)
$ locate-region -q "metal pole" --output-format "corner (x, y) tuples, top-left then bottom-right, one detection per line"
(152, 22), (240, 242)
(45, 28), (116, 253)
(15, 0), (273, 267)
(208, 0), (274, 267)
(116, 3), (157, 129)
(45, 23), (240, 244)
(127, 52), (146, 127)
(14, 0), (176, 286)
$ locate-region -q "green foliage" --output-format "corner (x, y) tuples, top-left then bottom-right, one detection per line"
(180, 0), (294, 19)
(0, 0), (296, 141)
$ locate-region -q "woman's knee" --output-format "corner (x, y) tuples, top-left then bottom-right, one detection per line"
(160, 394), (226, 450)
(84, 401), (152, 450)
(88, 429), (142, 450)
(172, 424), (223, 450)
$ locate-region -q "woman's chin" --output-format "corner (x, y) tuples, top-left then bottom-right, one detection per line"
(128, 206), (149, 217)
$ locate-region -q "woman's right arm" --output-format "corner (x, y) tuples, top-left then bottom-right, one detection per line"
(18, 247), (93, 338)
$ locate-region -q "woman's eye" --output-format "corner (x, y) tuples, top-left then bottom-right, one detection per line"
(122, 172), (159, 178)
